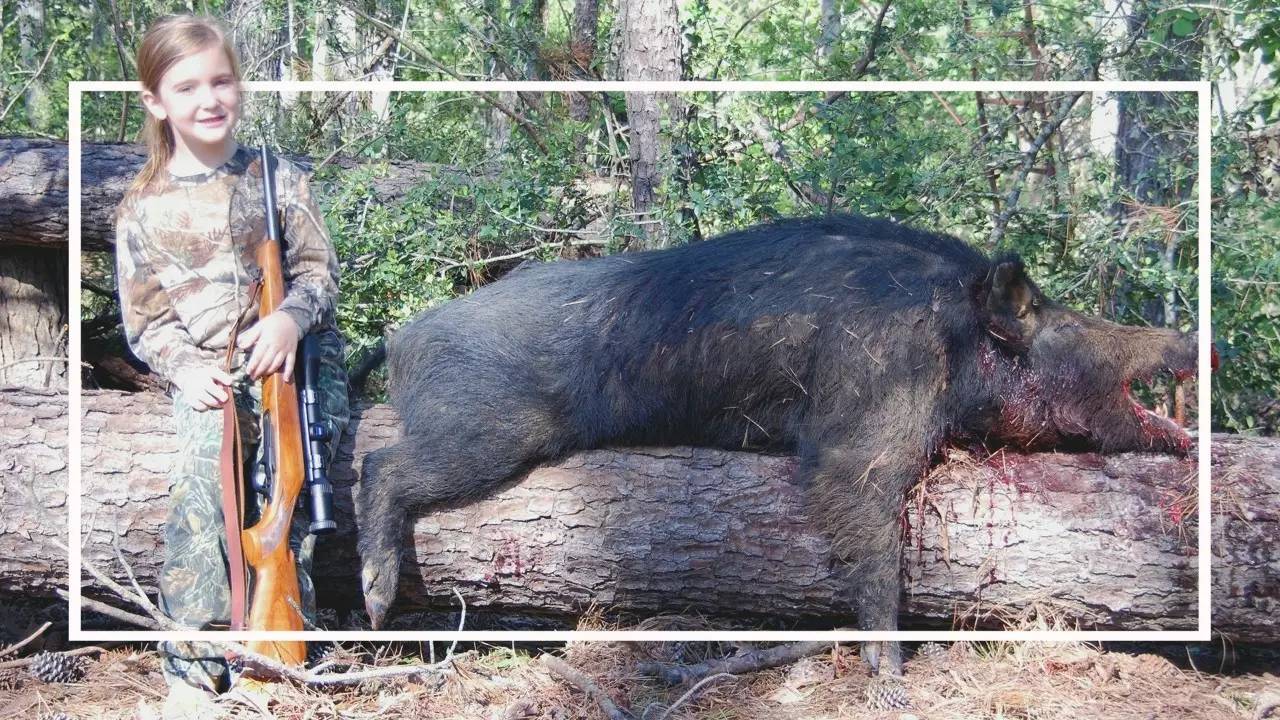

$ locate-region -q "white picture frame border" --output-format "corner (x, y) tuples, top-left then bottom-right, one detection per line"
(68, 79), (1213, 643)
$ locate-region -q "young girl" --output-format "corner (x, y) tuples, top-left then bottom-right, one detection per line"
(115, 14), (350, 711)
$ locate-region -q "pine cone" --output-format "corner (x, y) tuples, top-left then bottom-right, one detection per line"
(916, 641), (949, 659)
(41, 713), (72, 720)
(865, 676), (911, 711)
(1132, 652), (1179, 677)
(307, 641), (336, 667)
(29, 652), (86, 684)
(0, 670), (20, 691)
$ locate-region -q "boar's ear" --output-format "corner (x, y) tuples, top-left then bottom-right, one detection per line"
(982, 258), (1036, 348)
(987, 259), (1034, 318)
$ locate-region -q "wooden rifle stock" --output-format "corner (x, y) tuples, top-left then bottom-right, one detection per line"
(239, 148), (307, 666)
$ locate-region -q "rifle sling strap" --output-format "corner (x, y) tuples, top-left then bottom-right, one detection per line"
(219, 279), (263, 633)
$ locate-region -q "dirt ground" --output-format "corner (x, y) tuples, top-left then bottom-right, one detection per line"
(2, 633), (1277, 720)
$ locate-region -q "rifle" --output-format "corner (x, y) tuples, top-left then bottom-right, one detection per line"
(226, 144), (337, 665)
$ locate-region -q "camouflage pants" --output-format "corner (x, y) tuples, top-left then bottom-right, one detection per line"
(158, 329), (351, 692)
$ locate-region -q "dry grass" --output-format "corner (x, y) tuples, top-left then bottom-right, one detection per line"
(0, 598), (1273, 720)
(1, 621), (1275, 720)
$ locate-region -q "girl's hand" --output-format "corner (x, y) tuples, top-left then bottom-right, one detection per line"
(172, 365), (236, 411)
(236, 311), (302, 380)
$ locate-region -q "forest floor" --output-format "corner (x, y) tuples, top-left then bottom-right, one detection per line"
(2, 612), (1277, 720)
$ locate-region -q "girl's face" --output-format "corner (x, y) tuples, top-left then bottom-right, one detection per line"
(142, 43), (240, 157)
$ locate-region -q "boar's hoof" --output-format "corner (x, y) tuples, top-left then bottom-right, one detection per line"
(861, 640), (904, 677)
(360, 551), (400, 630)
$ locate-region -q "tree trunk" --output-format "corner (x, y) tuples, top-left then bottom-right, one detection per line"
(1112, 5), (1203, 410)
(4, 387), (1276, 638)
(309, 3), (343, 150)
(819, 0), (841, 63)
(1086, 0), (1124, 157)
(569, 0), (601, 122)
(619, 0), (681, 248)
(510, 0), (548, 81)
(331, 0), (367, 143)
(0, 138), (491, 251)
(1113, 85), (1197, 331)
(17, 0), (52, 132)
(0, 248), (67, 389)
(368, 0), (400, 130)
(280, 0), (300, 113)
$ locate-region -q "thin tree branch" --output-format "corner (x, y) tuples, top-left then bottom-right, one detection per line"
(99, 0), (133, 141)
(337, 0), (549, 153)
(542, 654), (634, 720)
(849, 0), (894, 78)
(68, 537), (469, 687)
(0, 39), (59, 124)
(638, 641), (833, 686)
(745, 110), (831, 207)
(709, 0), (792, 81)
(0, 646), (108, 671)
(655, 673), (737, 720)
(988, 91), (1085, 248)
(704, 1), (890, 162)
(0, 622), (51, 659)
(60, 590), (161, 629)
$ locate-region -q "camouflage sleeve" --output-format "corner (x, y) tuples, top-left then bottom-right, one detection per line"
(275, 161), (340, 336)
(114, 200), (206, 381)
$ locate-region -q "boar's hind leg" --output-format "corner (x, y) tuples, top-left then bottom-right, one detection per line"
(355, 433), (547, 629)
(804, 438), (926, 677)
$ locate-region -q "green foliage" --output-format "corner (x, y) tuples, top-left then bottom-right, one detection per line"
(8, 0), (1269, 426)
(1235, 1), (1280, 122)
(1210, 130), (1280, 434)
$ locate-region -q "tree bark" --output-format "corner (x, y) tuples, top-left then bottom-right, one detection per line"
(619, 0), (682, 248)
(17, 0), (52, 132)
(3, 387), (1276, 638)
(281, 0), (301, 113)
(0, 247), (67, 388)
(569, 0), (601, 121)
(819, 0), (841, 63)
(510, 0), (548, 81)
(0, 138), (492, 250)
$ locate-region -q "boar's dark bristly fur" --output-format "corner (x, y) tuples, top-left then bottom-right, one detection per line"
(356, 215), (1196, 674)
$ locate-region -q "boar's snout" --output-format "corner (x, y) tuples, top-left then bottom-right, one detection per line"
(1078, 322), (1197, 455)
(995, 312), (1200, 456)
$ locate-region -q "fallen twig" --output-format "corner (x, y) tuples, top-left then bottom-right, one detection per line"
(67, 535), (466, 687)
(652, 672), (736, 720)
(0, 645), (108, 671)
(57, 590), (161, 629)
(542, 653), (634, 720)
(111, 535), (167, 626)
(0, 622), (52, 659)
(638, 641), (833, 686)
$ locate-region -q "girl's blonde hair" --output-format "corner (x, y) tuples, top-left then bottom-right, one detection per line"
(129, 14), (242, 194)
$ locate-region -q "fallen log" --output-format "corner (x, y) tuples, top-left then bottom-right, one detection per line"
(0, 137), (486, 251)
(2, 386), (1276, 638)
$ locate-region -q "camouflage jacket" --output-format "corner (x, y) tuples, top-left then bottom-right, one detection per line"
(115, 144), (340, 381)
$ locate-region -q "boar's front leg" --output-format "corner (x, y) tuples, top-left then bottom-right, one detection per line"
(356, 427), (557, 629)
(802, 425), (931, 677)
